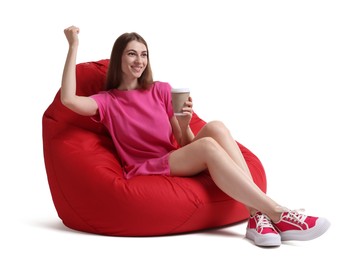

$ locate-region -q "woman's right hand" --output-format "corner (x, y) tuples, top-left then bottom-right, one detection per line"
(64, 25), (80, 47)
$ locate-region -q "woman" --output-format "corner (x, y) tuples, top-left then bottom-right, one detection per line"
(60, 25), (330, 247)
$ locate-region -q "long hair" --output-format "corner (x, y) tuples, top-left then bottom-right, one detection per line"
(105, 32), (153, 90)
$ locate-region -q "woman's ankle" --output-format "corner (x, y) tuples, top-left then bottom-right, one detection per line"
(268, 206), (287, 222)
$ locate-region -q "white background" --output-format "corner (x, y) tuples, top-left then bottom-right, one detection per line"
(1, 0), (347, 259)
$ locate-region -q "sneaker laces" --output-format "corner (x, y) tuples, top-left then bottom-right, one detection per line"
(285, 208), (307, 224)
(256, 214), (275, 230)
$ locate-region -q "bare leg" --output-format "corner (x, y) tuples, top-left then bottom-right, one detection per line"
(194, 121), (252, 177)
(192, 121), (258, 215)
(169, 123), (283, 221)
(171, 122), (331, 242)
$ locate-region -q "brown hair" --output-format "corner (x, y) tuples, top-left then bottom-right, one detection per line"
(105, 32), (153, 90)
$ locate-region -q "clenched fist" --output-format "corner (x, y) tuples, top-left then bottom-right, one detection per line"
(64, 25), (80, 47)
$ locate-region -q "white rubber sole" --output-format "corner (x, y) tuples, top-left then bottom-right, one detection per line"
(280, 217), (331, 241)
(246, 229), (281, 247)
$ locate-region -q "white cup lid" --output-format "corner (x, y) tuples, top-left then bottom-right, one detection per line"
(171, 88), (190, 93)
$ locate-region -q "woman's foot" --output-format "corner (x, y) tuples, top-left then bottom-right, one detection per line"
(272, 209), (331, 241)
(246, 212), (281, 247)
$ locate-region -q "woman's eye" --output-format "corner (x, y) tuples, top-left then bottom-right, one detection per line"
(127, 52), (147, 58)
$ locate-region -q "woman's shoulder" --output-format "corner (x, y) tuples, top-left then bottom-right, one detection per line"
(151, 81), (172, 98)
(152, 81), (172, 92)
(90, 89), (117, 101)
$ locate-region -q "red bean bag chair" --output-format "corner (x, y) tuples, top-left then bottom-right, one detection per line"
(42, 59), (267, 236)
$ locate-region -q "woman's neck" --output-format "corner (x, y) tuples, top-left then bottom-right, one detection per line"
(118, 79), (139, 90)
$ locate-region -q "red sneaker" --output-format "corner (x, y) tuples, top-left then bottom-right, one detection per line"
(246, 212), (281, 247)
(273, 209), (330, 241)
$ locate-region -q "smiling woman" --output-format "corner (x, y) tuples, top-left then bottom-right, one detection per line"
(120, 42), (148, 88)
(106, 31), (152, 91)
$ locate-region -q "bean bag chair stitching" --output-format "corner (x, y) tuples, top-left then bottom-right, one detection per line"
(168, 199), (242, 235)
(163, 175), (204, 206)
(168, 206), (201, 234)
(170, 201), (248, 236)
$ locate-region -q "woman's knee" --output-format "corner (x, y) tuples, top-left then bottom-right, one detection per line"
(169, 137), (221, 176)
(196, 137), (222, 155)
(203, 120), (230, 137)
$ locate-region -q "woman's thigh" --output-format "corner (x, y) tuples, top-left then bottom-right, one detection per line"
(169, 137), (217, 177)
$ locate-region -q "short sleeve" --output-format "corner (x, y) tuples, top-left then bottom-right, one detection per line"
(156, 82), (174, 119)
(90, 92), (108, 123)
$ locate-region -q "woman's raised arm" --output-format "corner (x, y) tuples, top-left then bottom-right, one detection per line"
(60, 26), (98, 116)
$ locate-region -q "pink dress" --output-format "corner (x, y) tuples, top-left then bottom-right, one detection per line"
(90, 81), (178, 179)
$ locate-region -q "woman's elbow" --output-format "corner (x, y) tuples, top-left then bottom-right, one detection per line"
(60, 95), (77, 111)
(60, 96), (71, 107)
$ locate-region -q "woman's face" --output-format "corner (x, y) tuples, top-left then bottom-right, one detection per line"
(121, 40), (148, 81)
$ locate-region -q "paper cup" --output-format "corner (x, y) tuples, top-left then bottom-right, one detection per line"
(171, 88), (190, 116)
